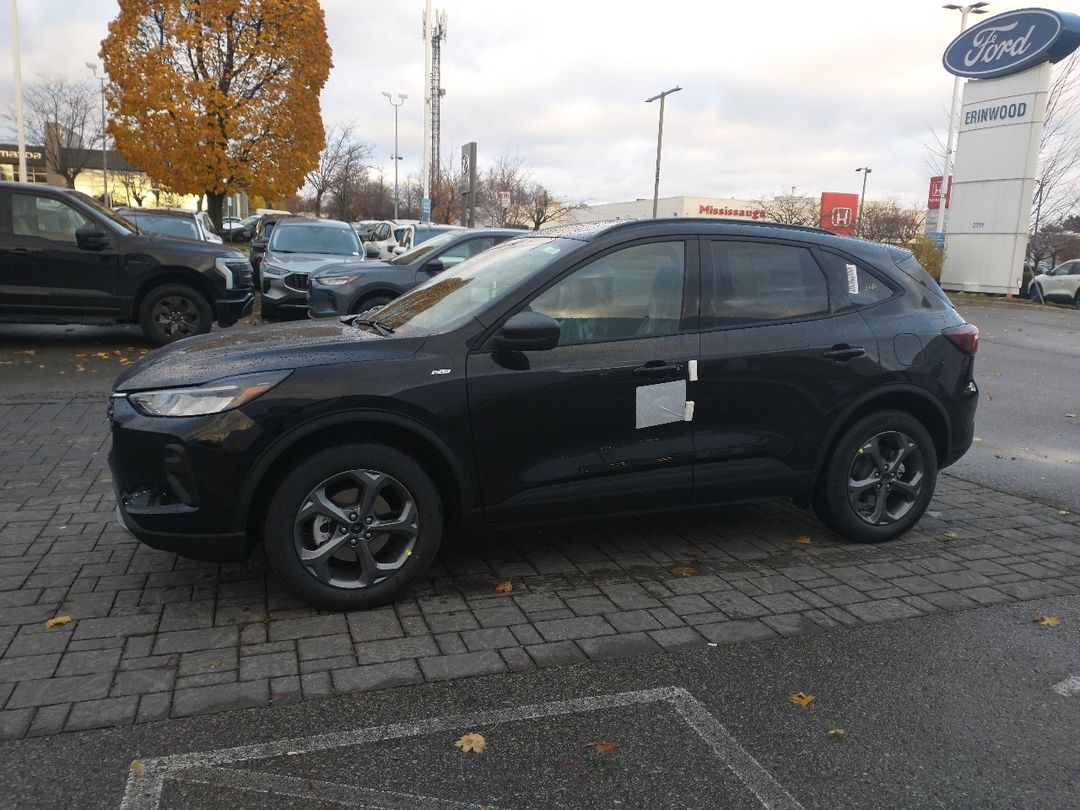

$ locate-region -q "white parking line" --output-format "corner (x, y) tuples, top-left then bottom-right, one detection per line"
(120, 686), (802, 810)
(1051, 675), (1080, 697)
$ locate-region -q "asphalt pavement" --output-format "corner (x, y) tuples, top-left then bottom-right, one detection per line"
(950, 299), (1080, 513)
(1, 594), (1077, 809)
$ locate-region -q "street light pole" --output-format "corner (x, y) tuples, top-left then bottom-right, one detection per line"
(382, 91), (407, 219)
(939, 2), (989, 232)
(10, 0), (27, 184)
(86, 62), (109, 206)
(645, 86), (681, 219)
(855, 167), (872, 237)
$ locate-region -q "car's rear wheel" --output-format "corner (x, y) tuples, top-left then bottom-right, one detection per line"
(263, 444), (442, 610)
(1073, 290), (1080, 310)
(814, 410), (937, 543)
(351, 294), (394, 315)
(138, 283), (212, 345)
(1032, 282), (1045, 303)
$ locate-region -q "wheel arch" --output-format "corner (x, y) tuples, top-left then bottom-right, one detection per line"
(350, 287), (401, 313)
(811, 385), (951, 488)
(133, 267), (218, 321)
(239, 411), (473, 546)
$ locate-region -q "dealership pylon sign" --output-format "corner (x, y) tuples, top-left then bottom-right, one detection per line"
(939, 8), (1080, 295)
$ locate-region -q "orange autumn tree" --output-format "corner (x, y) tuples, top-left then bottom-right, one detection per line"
(100, 0), (332, 228)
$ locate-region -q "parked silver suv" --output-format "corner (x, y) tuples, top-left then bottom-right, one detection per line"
(259, 218), (363, 318)
(1029, 260), (1080, 307)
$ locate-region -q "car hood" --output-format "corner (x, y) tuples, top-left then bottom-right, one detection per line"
(313, 259), (394, 279)
(262, 253), (364, 274)
(113, 319), (422, 392)
(126, 232), (245, 259)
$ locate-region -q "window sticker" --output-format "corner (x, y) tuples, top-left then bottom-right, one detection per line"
(635, 380), (687, 429)
(846, 263), (859, 295)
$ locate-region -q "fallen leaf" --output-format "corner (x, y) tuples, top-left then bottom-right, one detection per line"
(1034, 615), (1062, 627)
(789, 692), (816, 707)
(22, 350), (36, 356)
(129, 761), (143, 779)
(827, 728), (846, 742)
(973, 437), (983, 442)
(671, 566), (697, 577)
(1066, 413), (1077, 419)
(494, 581), (513, 593)
(44, 615), (72, 628)
(455, 732), (487, 753)
(1060, 510), (1071, 516)
(795, 536), (813, 545)
(586, 740), (617, 755)
(993, 370), (1003, 377)
(943, 530), (960, 539)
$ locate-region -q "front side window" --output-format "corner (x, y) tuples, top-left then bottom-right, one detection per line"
(11, 193), (92, 243)
(529, 241), (686, 345)
(706, 240), (829, 326)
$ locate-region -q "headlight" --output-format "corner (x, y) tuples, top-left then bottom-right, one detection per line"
(262, 263), (286, 276)
(213, 257), (252, 289)
(127, 371), (292, 417)
(318, 275), (361, 286)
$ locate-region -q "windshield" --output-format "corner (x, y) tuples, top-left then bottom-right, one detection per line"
(388, 231), (460, 265)
(373, 236), (572, 336)
(352, 222), (378, 240)
(269, 223), (360, 256)
(129, 214), (200, 240)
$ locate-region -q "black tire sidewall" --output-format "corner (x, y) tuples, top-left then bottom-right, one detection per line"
(263, 443), (442, 610)
(139, 283), (212, 345)
(353, 295), (394, 315)
(817, 410), (938, 543)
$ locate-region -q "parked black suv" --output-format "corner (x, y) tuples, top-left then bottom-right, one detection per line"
(108, 219), (979, 609)
(0, 182), (253, 344)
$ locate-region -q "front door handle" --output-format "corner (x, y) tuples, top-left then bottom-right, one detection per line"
(822, 345), (866, 361)
(634, 361), (684, 378)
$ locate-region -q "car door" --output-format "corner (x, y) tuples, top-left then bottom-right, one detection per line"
(692, 238), (883, 503)
(466, 238), (700, 524)
(0, 189), (121, 318)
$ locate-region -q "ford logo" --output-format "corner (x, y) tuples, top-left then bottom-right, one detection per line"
(942, 8), (1080, 79)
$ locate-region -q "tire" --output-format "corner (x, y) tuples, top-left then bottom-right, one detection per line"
(1032, 283), (1045, 304)
(263, 443), (443, 610)
(814, 410), (938, 543)
(351, 294), (395, 315)
(138, 283), (212, 345)
(1073, 290), (1080, 310)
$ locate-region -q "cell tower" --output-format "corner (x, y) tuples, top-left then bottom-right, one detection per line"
(429, 9), (447, 194)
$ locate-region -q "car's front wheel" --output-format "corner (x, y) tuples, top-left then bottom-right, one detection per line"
(814, 410), (938, 543)
(351, 294), (395, 315)
(263, 444), (442, 610)
(138, 283), (212, 345)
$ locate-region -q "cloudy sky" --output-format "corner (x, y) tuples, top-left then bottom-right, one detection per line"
(0, 0), (1051, 207)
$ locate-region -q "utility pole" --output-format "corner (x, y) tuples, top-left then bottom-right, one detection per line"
(10, 0), (27, 184)
(645, 86), (681, 219)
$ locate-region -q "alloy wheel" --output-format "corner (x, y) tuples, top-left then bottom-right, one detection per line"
(151, 295), (201, 338)
(293, 469), (419, 589)
(846, 431), (925, 526)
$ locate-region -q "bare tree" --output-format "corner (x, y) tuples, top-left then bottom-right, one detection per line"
(116, 171), (148, 205)
(858, 199), (925, 245)
(475, 152), (531, 227)
(521, 183), (580, 230)
(1032, 53), (1080, 238)
(306, 124), (371, 217)
(14, 74), (101, 187)
(756, 187), (820, 226)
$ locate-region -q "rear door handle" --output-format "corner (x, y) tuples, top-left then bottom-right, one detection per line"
(634, 361), (683, 378)
(5, 247), (39, 256)
(822, 345), (866, 361)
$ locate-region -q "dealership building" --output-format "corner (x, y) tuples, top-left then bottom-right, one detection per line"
(566, 196), (769, 225)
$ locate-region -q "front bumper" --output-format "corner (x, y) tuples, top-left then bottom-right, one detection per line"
(307, 282), (347, 318)
(261, 274), (309, 316)
(108, 396), (262, 562)
(215, 292), (254, 327)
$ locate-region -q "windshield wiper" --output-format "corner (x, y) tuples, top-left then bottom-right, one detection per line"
(340, 314), (394, 336)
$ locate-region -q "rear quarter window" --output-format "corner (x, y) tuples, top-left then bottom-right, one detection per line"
(817, 251), (893, 308)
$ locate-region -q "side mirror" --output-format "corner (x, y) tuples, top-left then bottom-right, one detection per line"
(493, 311), (561, 352)
(365, 244), (380, 259)
(76, 227), (111, 251)
(424, 258), (445, 274)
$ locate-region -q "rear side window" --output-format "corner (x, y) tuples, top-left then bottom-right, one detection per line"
(817, 251), (893, 307)
(705, 240), (829, 326)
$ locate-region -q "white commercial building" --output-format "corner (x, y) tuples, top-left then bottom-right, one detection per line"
(565, 196), (768, 225)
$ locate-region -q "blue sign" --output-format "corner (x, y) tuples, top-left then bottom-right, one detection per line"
(929, 231), (946, 248)
(421, 196), (431, 224)
(943, 8), (1080, 79)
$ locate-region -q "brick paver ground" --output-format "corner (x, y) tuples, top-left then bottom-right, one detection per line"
(2, 399), (1079, 740)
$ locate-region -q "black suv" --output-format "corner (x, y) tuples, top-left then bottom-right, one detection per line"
(108, 219), (979, 609)
(0, 182), (253, 344)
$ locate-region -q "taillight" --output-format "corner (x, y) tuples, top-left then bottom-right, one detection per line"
(942, 323), (979, 355)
